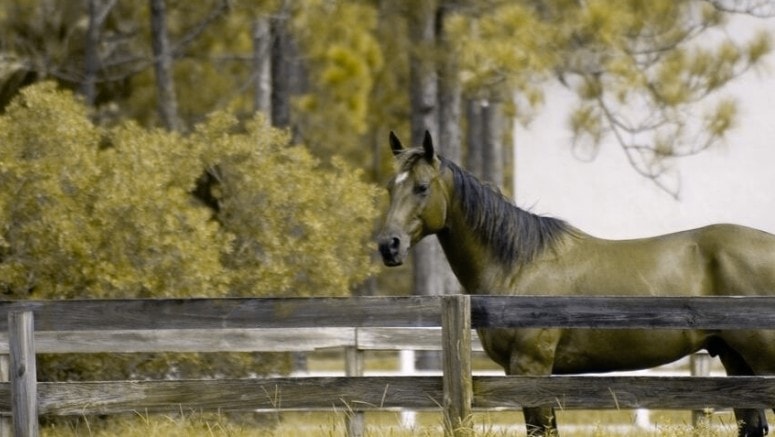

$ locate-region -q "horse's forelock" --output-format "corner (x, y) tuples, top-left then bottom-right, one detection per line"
(395, 148), (439, 180)
(396, 148), (428, 168)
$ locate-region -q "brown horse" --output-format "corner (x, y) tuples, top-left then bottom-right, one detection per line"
(377, 130), (775, 436)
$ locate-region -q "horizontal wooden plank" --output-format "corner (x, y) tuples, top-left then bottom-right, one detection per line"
(0, 297), (443, 330)
(474, 376), (775, 410)
(1, 295), (774, 332)
(0, 375), (768, 416)
(471, 296), (775, 329)
(356, 328), (484, 352)
(28, 377), (441, 415)
(0, 328), (358, 354)
(0, 328), (487, 354)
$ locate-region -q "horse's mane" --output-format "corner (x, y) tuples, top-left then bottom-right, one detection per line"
(441, 157), (573, 266)
(394, 148), (572, 265)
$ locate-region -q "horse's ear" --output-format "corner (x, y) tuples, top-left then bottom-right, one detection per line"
(389, 131), (404, 156)
(422, 130), (435, 161)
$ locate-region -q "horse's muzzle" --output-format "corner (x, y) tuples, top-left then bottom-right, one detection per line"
(377, 233), (408, 266)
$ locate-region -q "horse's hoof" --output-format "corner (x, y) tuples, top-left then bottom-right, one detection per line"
(739, 426), (768, 437)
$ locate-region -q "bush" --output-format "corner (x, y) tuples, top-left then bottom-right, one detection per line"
(0, 82), (379, 380)
(0, 82), (378, 299)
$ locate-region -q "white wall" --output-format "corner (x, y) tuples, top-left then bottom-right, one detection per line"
(515, 15), (775, 239)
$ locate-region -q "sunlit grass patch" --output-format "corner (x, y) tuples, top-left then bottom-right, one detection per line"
(38, 409), (755, 436)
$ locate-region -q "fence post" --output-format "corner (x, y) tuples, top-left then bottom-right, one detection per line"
(345, 341), (365, 437)
(690, 352), (712, 427)
(9, 311), (38, 437)
(442, 295), (472, 437)
(0, 353), (9, 437)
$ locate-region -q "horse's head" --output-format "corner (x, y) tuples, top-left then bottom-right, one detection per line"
(377, 130), (449, 266)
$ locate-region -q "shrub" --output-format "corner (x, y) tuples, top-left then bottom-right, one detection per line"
(0, 82), (379, 381)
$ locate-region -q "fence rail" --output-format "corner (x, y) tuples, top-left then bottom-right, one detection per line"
(1, 295), (775, 437)
(0, 327), (486, 354)
(3, 295), (775, 330)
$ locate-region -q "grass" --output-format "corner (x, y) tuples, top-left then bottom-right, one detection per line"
(39, 409), (754, 436)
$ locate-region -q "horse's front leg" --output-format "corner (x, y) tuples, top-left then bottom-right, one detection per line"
(508, 328), (562, 437)
(523, 405), (558, 436)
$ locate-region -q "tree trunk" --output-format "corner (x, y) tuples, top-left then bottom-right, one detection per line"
(270, 5), (305, 132)
(81, 0), (117, 106)
(481, 100), (504, 187)
(270, 11), (290, 129)
(149, 0), (182, 131)
(465, 98), (504, 188)
(409, 0), (440, 299)
(81, 0), (100, 106)
(465, 99), (484, 179)
(409, 0), (445, 370)
(269, 3), (307, 370)
(251, 18), (272, 119)
(436, 5), (462, 295)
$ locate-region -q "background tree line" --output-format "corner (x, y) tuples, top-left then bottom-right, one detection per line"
(5, 1), (770, 191)
(1, 0), (773, 377)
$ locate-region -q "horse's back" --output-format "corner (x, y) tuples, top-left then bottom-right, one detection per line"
(511, 223), (775, 297)
(693, 223), (775, 295)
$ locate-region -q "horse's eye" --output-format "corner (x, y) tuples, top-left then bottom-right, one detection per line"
(414, 183), (429, 195)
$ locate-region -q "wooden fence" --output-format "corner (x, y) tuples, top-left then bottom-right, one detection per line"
(2, 295), (775, 437)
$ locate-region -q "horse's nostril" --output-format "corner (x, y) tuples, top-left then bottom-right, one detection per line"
(378, 234), (405, 266)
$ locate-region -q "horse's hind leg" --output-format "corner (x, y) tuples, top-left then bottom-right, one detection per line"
(714, 342), (769, 436)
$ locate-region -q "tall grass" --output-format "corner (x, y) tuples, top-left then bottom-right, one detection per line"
(40, 409), (747, 436)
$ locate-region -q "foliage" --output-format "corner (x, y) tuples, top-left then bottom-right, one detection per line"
(197, 113), (380, 296)
(291, 0), (385, 166)
(0, 82), (378, 379)
(0, 83), (378, 299)
(446, 0), (773, 197)
(123, 0), (280, 126)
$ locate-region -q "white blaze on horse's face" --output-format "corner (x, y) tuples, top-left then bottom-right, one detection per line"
(378, 169), (424, 266)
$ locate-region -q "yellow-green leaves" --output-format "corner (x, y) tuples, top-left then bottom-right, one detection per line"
(201, 114), (380, 297)
(747, 30), (772, 64)
(0, 83), (378, 299)
(0, 83), (103, 297)
(449, 4), (557, 100)
(292, 0), (384, 163)
(705, 98), (737, 137)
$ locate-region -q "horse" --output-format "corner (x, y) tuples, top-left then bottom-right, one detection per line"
(376, 130), (775, 436)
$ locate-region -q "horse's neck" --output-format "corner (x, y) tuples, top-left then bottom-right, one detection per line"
(435, 203), (502, 294)
(435, 179), (578, 294)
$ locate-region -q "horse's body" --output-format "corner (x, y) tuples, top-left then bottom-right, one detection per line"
(377, 131), (775, 436)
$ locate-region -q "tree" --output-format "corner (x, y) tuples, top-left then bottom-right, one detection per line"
(270, 2), (298, 129)
(149, 0), (182, 131)
(251, 16), (272, 117)
(81, 0), (117, 106)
